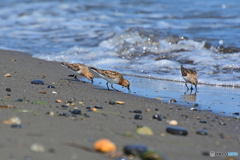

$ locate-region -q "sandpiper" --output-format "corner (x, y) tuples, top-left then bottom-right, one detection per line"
(90, 67), (130, 92)
(181, 65), (198, 91)
(61, 62), (94, 83)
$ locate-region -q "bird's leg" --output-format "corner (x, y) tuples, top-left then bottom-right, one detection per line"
(195, 84), (197, 92)
(106, 82), (110, 90)
(111, 84), (120, 92)
(190, 84), (193, 91)
(185, 83), (189, 91)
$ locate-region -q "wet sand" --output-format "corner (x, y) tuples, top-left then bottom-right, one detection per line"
(0, 49), (239, 160)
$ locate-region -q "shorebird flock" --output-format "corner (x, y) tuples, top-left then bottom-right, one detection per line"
(61, 62), (198, 93)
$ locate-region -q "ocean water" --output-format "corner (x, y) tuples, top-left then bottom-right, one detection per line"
(0, 0), (240, 115)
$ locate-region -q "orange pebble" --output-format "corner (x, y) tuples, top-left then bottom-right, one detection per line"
(94, 139), (116, 153)
(56, 99), (62, 103)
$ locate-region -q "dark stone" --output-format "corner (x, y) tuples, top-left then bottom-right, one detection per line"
(16, 99), (23, 102)
(233, 112), (239, 115)
(202, 151), (210, 156)
(196, 129), (208, 135)
(166, 126), (188, 136)
(152, 114), (162, 121)
(47, 85), (55, 89)
(109, 100), (116, 105)
(59, 112), (69, 117)
(61, 105), (68, 109)
(199, 120), (207, 123)
(194, 103), (199, 107)
(6, 88), (11, 92)
(31, 79), (44, 85)
(7, 94), (11, 96)
(94, 105), (103, 109)
(70, 109), (81, 115)
(131, 110), (142, 114)
(11, 124), (22, 128)
(134, 115), (143, 120)
(155, 108), (159, 111)
(123, 144), (148, 156)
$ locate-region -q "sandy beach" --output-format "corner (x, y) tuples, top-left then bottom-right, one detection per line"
(0, 49), (239, 160)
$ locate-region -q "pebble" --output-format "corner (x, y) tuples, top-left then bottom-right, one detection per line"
(94, 105), (103, 109)
(16, 99), (23, 102)
(141, 151), (167, 160)
(109, 100), (116, 105)
(145, 109), (150, 112)
(169, 99), (177, 102)
(193, 103), (199, 107)
(134, 115), (143, 120)
(199, 120), (207, 123)
(218, 120), (226, 125)
(39, 91), (46, 94)
(123, 144), (148, 156)
(4, 73), (11, 77)
(166, 126), (188, 136)
(152, 114), (162, 121)
(196, 129), (208, 135)
(136, 126), (153, 135)
(70, 109), (81, 115)
(168, 120), (178, 125)
(61, 105), (68, 109)
(31, 79), (44, 85)
(11, 124), (22, 128)
(191, 107), (198, 111)
(6, 88), (11, 92)
(47, 85), (55, 89)
(30, 143), (45, 152)
(233, 112), (239, 115)
(131, 110), (142, 114)
(59, 112), (69, 117)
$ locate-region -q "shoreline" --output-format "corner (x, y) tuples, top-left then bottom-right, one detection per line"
(0, 49), (239, 160)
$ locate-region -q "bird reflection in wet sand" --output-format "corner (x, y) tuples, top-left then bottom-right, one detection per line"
(181, 65), (198, 92)
(182, 92), (196, 102)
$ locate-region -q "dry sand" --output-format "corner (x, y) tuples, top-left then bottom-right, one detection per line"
(0, 49), (239, 160)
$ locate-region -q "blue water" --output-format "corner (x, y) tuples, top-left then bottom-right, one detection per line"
(0, 0), (240, 115)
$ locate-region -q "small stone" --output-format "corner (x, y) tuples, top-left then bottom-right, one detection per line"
(61, 105), (68, 109)
(4, 73), (11, 77)
(132, 110), (142, 114)
(193, 103), (199, 107)
(46, 111), (54, 116)
(115, 157), (130, 160)
(152, 114), (162, 121)
(55, 99), (62, 103)
(47, 85), (55, 89)
(141, 151), (166, 160)
(116, 101), (125, 104)
(156, 98), (163, 100)
(134, 115), (143, 120)
(16, 99), (23, 102)
(145, 109), (150, 112)
(39, 91), (46, 94)
(31, 79), (44, 85)
(199, 120), (207, 123)
(202, 151), (210, 156)
(219, 121), (226, 125)
(169, 99), (177, 102)
(196, 129), (208, 135)
(123, 144), (148, 156)
(155, 108), (159, 111)
(70, 109), (81, 115)
(10, 124), (22, 128)
(109, 100), (116, 105)
(59, 112), (69, 117)
(6, 88), (11, 92)
(191, 107), (198, 111)
(166, 126), (188, 136)
(52, 91), (58, 94)
(94, 105), (103, 109)
(233, 112), (239, 115)
(169, 120), (178, 125)
(30, 143), (45, 152)
(136, 126), (153, 135)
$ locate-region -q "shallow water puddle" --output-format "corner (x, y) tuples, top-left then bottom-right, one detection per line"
(91, 76), (240, 116)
